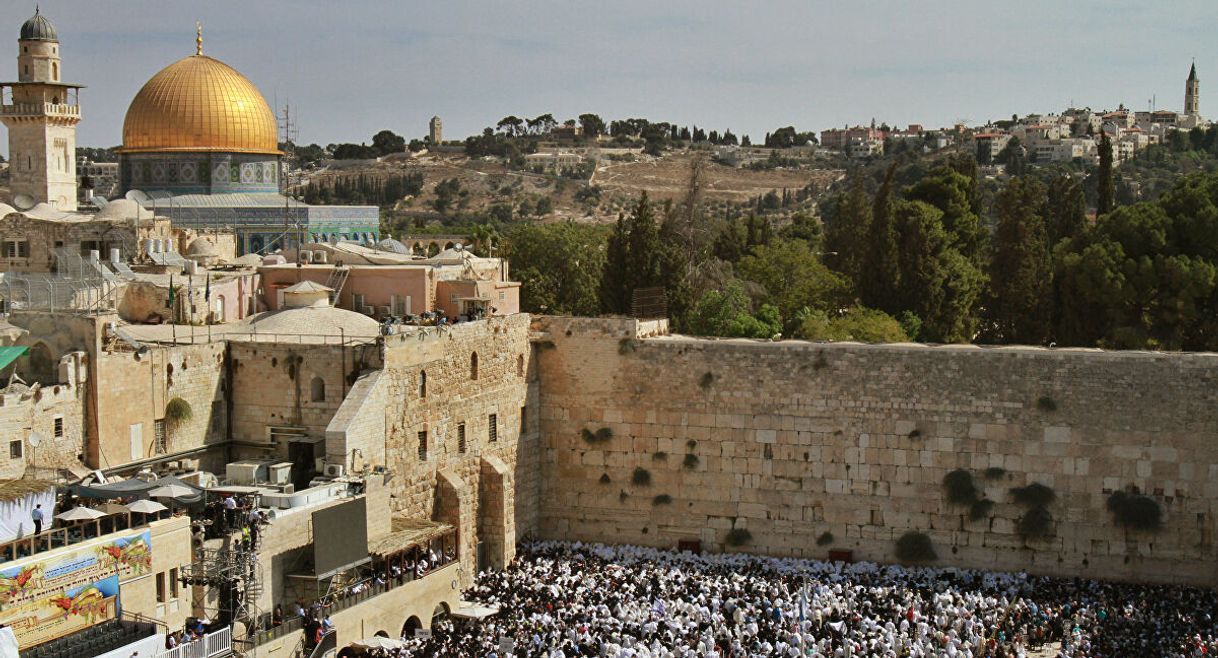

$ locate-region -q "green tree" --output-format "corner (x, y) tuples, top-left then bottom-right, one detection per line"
(894, 200), (984, 342)
(578, 113), (606, 138)
(860, 165), (902, 313)
(600, 214), (630, 314)
(371, 129), (406, 156)
(624, 194), (663, 294)
(737, 241), (851, 331)
(685, 280), (782, 338)
(987, 177), (1051, 344)
(824, 175), (871, 289)
(779, 212), (823, 251)
(797, 306), (909, 343)
(1097, 133), (1115, 215)
(904, 165), (985, 265)
(1043, 174), (1087, 245)
(505, 223), (607, 316)
(1054, 173), (1218, 349)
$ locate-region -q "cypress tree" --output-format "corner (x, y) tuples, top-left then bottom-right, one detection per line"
(860, 165), (901, 313)
(625, 193), (662, 294)
(988, 177), (1051, 344)
(1097, 133), (1115, 215)
(599, 214), (630, 314)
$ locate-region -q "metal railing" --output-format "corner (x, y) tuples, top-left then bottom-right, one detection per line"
(163, 626), (232, 658)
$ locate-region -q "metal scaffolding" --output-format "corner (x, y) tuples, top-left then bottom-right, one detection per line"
(179, 547), (266, 639)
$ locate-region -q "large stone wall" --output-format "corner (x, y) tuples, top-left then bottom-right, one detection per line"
(535, 317), (1218, 587)
(371, 315), (538, 586)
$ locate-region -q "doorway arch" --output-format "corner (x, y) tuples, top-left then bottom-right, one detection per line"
(400, 615), (422, 639)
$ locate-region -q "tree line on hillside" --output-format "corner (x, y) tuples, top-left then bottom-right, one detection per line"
(297, 173), (423, 207)
(503, 153), (1218, 351)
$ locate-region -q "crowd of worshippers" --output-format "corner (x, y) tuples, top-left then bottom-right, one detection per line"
(393, 541), (1217, 658)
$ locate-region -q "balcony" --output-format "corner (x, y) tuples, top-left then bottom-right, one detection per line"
(0, 101), (80, 119)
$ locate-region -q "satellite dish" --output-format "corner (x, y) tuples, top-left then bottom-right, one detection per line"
(27, 431), (44, 447)
(12, 194), (34, 211)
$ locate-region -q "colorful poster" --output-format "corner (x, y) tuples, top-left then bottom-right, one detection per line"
(0, 529), (152, 649)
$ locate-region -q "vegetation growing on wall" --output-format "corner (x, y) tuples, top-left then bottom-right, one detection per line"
(652, 494), (673, 506)
(1036, 395), (1058, 412)
(581, 427), (614, 444)
(1107, 488), (1164, 532)
(1011, 482), (1056, 539)
(618, 339), (637, 354)
(726, 527), (752, 547)
(816, 531), (835, 546)
(699, 372), (715, 389)
(632, 467), (652, 486)
(943, 469), (978, 505)
(165, 397), (193, 425)
(599, 473), (611, 484)
(984, 466), (1007, 480)
(895, 531), (937, 562)
(683, 453), (700, 469)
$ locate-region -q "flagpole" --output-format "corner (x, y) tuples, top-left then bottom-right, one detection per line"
(189, 273), (195, 344)
(169, 274), (177, 343)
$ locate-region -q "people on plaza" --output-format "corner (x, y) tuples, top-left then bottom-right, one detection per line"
(384, 541), (1217, 658)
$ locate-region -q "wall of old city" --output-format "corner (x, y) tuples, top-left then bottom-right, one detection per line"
(367, 315), (537, 587)
(535, 317), (1218, 587)
(228, 339), (380, 455)
(93, 340), (227, 471)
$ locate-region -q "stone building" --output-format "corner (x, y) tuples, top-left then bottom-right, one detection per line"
(429, 115), (442, 145)
(0, 9), (81, 212)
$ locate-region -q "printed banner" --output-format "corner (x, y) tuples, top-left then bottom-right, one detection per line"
(0, 529), (152, 649)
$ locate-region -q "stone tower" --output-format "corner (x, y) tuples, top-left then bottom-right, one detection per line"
(429, 115), (442, 146)
(0, 9), (81, 210)
(1185, 62), (1200, 116)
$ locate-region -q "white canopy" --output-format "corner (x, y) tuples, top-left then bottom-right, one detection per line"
(56, 506), (107, 521)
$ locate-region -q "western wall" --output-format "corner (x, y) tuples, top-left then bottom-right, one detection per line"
(533, 316), (1218, 587)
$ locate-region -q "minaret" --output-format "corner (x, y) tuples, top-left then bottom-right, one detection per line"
(1185, 61), (1200, 116)
(0, 8), (82, 210)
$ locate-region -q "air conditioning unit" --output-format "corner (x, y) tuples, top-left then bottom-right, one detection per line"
(226, 460), (267, 485)
(299, 250), (313, 264)
(268, 462), (293, 485)
(323, 463), (345, 478)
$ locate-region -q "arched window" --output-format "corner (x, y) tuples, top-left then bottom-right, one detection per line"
(470, 352), (479, 381)
(310, 376), (325, 402)
(418, 370), (427, 398)
(51, 62), (57, 80)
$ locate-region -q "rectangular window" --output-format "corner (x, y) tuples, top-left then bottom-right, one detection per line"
(8, 440), (21, 460)
(457, 423), (467, 454)
(520, 406), (527, 434)
(154, 419), (167, 454)
(130, 423), (143, 460)
(488, 414), (498, 443)
(210, 400), (223, 436)
(156, 572), (166, 603)
(417, 431), (427, 461)
(3, 240), (28, 258)
(53, 416), (63, 438)
(169, 568), (179, 598)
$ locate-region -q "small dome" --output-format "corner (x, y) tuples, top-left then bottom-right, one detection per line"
(96, 198), (153, 221)
(20, 9), (57, 42)
(248, 306), (380, 337)
(375, 238), (409, 254)
(186, 239), (218, 257)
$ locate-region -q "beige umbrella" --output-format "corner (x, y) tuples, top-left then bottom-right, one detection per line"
(126, 499), (169, 514)
(56, 506), (107, 521)
(148, 484), (195, 499)
(352, 637), (404, 650)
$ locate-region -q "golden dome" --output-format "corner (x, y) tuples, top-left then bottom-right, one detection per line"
(119, 55), (281, 155)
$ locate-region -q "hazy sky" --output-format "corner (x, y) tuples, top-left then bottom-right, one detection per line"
(1, 1), (1215, 151)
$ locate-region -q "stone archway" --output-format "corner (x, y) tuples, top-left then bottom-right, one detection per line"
(430, 602), (450, 628)
(478, 455), (515, 572)
(23, 342), (56, 385)
(401, 616), (422, 639)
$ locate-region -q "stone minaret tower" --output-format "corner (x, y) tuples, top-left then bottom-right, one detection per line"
(429, 116), (442, 146)
(0, 8), (81, 210)
(1185, 62), (1200, 116)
